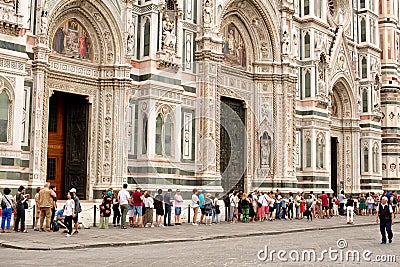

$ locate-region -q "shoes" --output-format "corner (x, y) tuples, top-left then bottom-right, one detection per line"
(192, 223), (198, 226)
(22, 230), (28, 233)
(167, 224), (174, 226)
(46, 229), (52, 232)
(5, 229), (11, 233)
(66, 234), (71, 237)
(121, 226), (127, 229)
(150, 225), (154, 228)
(381, 241), (386, 244)
(0, 229), (4, 233)
(39, 228), (45, 232)
(389, 239), (392, 243)
(34, 228), (39, 231)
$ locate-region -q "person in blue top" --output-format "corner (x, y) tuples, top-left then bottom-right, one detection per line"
(198, 190), (206, 224)
(55, 207), (67, 230)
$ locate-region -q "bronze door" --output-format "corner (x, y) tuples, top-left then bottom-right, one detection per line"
(64, 94), (88, 200)
(47, 92), (66, 196)
(220, 97), (246, 193)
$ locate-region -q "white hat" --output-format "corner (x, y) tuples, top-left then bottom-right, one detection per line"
(70, 188), (77, 193)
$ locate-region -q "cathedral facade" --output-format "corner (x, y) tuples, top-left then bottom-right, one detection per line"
(0, 0), (399, 199)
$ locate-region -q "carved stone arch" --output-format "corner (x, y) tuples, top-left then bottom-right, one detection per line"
(0, 76), (14, 144)
(48, 0), (124, 64)
(220, 0), (280, 61)
(155, 103), (175, 121)
(331, 76), (356, 118)
(0, 76), (15, 101)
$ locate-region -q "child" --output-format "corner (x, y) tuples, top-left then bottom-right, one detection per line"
(63, 192), (75, 237)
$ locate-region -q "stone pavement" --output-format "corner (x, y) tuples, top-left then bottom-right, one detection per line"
(0, 215), (398, 251)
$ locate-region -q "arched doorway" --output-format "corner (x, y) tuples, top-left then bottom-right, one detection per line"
(329, 79), (360, 194)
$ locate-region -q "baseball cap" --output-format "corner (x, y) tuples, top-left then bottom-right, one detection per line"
(69, 188), (76, 193)
(168, 189), (172, 192)
(202, 190), (207, 193)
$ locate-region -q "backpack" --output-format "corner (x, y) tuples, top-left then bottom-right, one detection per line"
(74, 196), (82, 213)
(392, 197), (398, 205)
(1, 198), (6, 209)
(154, 197), (162, 210)
(52, 221), (59, 232)
(205, 200), (212, 211)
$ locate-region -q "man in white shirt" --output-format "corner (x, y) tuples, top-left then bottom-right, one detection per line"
(118, 184), (130, 229)
(376, 196), (395, 244)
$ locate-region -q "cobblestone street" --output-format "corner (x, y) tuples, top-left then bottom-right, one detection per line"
(0, 215), (398, 266)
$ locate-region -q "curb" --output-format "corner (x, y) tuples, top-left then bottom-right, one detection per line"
(0, 221), (378, 251)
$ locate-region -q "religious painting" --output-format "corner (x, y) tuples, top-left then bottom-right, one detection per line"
(222, 23), (246, 68)
(53, 19), (92, 60)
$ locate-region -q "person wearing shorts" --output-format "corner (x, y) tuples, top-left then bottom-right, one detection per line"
(132, 187), (144, 227)
(174, 189), (183, 225)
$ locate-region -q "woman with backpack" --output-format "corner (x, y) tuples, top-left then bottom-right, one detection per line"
(204, 193), (213, 225)
(1, 188), (15, 233)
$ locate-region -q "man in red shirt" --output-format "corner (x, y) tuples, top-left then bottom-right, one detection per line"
(132, 187), (144, 227)
(319, 191), (330, 219)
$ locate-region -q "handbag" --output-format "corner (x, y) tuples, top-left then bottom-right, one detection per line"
(3, 195), (15, 210)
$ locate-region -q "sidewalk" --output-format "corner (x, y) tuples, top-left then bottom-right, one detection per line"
(0, 215), (397, 250)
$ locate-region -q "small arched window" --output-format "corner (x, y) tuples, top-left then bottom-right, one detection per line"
(361, 18), (366, 42)
(304, 32), (311, 58)
(304, 0), (310, 15)
(143, 19), (151, 57)
(362, 89), (368, 112)
(305, 71), (311, 97)
(362, 57), (368, 79)
(164, 115), (172, 156)
(0, 90), (10, 142)
(142, 114), (148, 154)
(363, 147), (369, 173)
(155, 114), (163, 155)
(306, 139), (312, 167)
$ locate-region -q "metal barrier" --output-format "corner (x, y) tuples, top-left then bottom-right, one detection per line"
(187, 204), (191, 223)
(93, 204), (97, 227)
(32, 205), (36, 229)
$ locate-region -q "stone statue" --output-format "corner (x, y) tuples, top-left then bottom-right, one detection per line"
(261, 134), (271, 166)
(292, 29), (298, 58)
(127, 35), (135, 55)
(162, 14), (176, 50)
(40, 11), (48, 34)
(204, 0), (212, 25)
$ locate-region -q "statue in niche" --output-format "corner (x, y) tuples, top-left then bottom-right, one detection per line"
(162, 14), (176, 50)
(292, 29), (298, 58)
(260, 132), (272, 167)
(373, 76), (381, 110)
(40, 11), (48, 34)
(127, 17), (135, 55)
(204, 0), (212, 25)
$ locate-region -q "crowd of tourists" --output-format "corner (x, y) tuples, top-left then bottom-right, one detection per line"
(1, 184), (399, 240)
(1, 183), (82, 237)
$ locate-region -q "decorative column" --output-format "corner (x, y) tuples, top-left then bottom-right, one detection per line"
(30, 33), (50, 183)
(195, 0), (223, 189)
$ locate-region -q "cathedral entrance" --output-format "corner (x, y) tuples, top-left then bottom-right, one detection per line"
(220, 96), (246, 193)
(47, 92), (88, 199)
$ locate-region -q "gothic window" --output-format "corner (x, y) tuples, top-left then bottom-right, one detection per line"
(363, 147), (369, 172)
(361, 57), (367, 78)
(142, 114), (148, 154)
(164, 115), (172, 156)
(316, 136), (325, 169)
(166, 0), (175, 10)
(156, 114), (162, 155)
(314, 0), (321, 18)
(155, 112), (173, 156)
(304, 32), (311, 58)
(360, 18), (366, 42)
(0, 90), (10, 142)
(362, 89), (368, 112)
(373, 143), (379, 173)
(306, 138), (311, 168)
(370, 19), (375, 44)
(305, 71), (311, 97)
(143, 19), (151, 57)
(360, 0), (365, 8)
(304, 0), (310, 15)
